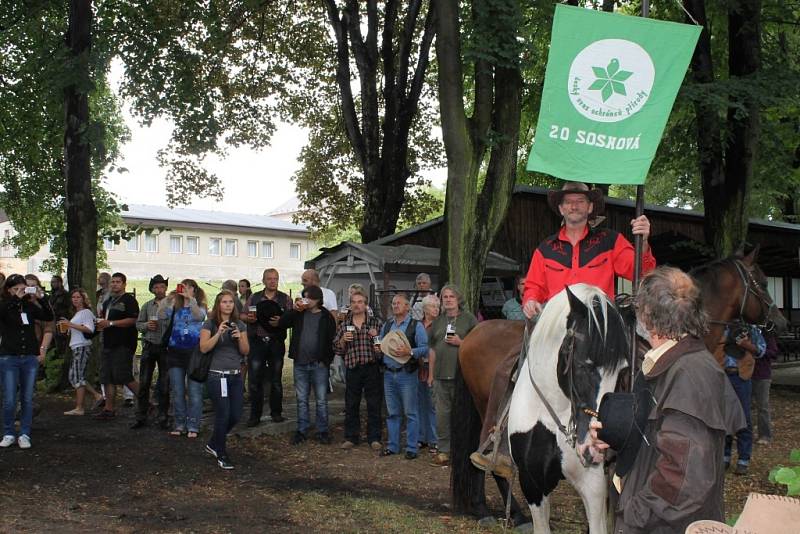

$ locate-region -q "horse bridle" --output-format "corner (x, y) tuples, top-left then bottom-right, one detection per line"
(526, 323), (592, 466)
(709, 259), (777, 332)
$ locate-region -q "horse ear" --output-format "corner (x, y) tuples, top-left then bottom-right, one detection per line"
(565, 285), (587, 317)
(742, 244), (760, 266)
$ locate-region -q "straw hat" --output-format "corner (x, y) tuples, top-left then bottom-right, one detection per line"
(685, 493), (800, 534)
(380, 330), (412, 365)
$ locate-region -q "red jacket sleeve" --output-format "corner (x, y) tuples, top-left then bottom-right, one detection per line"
(523, 249), (548, 305)
(611, 234), (656, 281)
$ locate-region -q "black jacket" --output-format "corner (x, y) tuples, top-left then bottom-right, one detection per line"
(278, 307), (336, 366)
(0, 296), (54, 355)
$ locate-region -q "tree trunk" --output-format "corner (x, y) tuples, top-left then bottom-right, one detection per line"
(64, 0), (98, 297)
(436, 0), (521, 313)
(685, 0), (760, 257)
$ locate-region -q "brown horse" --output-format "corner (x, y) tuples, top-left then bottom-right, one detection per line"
(451, 249), (787, 527)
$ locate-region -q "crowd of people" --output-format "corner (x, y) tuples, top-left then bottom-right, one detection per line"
(0, 179), (787, 531)
(0, 265), (490, 471)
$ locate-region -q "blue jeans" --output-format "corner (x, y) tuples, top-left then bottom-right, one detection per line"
(417, 380), (437, 446)
(207, 373), (244, 457)
(384, 369), (419, 454)
(0, 355), (38, 437)
(725, 373), (753, 466)
(294, 362), (329, 435)
(168, 367), (204, 433)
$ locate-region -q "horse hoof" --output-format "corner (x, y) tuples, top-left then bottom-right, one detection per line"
(477, 516), (497, 527)
(513, 522), (534, 533)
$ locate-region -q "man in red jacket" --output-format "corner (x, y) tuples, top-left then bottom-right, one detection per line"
(471, 181), (656, 477)
(522, 181), (655, 317)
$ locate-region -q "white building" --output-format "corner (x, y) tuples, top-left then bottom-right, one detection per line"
(0, 204), (314, 282)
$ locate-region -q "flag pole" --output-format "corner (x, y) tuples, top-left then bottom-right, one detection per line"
(630, 0), (649, 390)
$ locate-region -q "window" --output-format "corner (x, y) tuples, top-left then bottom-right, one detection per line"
(766, 276), (784, 309)
(103, 237), (115, 251)
(169, 235), (182, 254)
(126, 235), (139, 252)
(261, 241), (274, 259)
(225, 239), (238, 257)
(186, 236), (199, 255)
(247, 240), (258, 258)
(289, 242), (301, 260)
(792, 279), (800, 309)
(209, 237), (221, 256)
(144, 233), (158, 253)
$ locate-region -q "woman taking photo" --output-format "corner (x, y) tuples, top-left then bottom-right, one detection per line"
(200, 290), (249, 469)
(60, 289), (104, 415)
(159, 278), (207, 438)
(0, 274), (54, 449)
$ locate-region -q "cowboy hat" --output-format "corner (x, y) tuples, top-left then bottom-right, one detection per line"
(148, 274), (169, 293)
(685, 493), (800, 534)
(546, 181), (605, 218)
(380, 330), (413, 365)
(597, 380), (654, 478)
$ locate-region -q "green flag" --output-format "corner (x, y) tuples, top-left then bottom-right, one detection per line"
(526, 5), (701, 185)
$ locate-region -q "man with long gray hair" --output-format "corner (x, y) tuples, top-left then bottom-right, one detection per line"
(590, 266), (744, 533)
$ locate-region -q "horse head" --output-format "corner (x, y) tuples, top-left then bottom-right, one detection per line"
(559, 285), (630, 466)
(738, 246), (788, 334)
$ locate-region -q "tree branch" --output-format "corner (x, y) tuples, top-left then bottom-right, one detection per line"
(322, 0), (365, 167)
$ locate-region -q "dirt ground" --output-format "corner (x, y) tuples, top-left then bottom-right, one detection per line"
(0, 385), (796, 533)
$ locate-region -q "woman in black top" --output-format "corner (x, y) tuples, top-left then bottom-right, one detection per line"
(0, 274), (54, 449)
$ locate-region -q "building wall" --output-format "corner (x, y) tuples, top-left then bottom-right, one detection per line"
(0, 221), (313, 284)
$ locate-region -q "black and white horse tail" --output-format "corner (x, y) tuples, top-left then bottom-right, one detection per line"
(450, 364), (487, 516)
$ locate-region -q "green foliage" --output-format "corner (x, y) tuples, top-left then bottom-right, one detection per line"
(769, 449), (800, 496)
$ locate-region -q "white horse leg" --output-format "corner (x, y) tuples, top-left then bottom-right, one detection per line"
(568, 465), (608, 534)
(529, 495), (552, 534)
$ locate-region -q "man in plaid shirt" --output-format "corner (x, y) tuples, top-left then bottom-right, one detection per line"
(334, 288), (383, 451)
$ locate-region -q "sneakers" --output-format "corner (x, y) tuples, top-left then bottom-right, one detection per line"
(316, 432), (332, 445)
(734, 464), (749, 476)
(205, 444), (218, 458)
(217, 455), (234, 470)
(405, 451), (418, 460)
(757, 437), (772, 445)
(370, 441), (383, 451)
(431, 452), (450, 466)
(340, 440), (356, 450)
(290, 431), (307, 445)
(17, 435), (31, 449)
(0, 435), (15, 448)
(380, 448), (396, 457)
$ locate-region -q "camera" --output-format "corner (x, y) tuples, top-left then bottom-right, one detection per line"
(226, 321), (236, 329)
(24, 286), (37, 295)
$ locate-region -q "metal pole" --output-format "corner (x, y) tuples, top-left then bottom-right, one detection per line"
(630, 0), (649, 389)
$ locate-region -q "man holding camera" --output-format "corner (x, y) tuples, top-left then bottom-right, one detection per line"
(244, 268), (291, 426)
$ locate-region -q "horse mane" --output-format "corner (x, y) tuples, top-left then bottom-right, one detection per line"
(532, 283), (627, 372)
(689, 255), (743, 293)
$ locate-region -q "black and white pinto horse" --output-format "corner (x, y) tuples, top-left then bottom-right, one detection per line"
(508, 283), (630, 534)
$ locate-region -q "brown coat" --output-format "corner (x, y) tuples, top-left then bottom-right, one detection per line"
(614, 336), (745, 534)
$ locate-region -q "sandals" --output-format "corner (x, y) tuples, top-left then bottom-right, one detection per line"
(170, 430), (186, 436)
